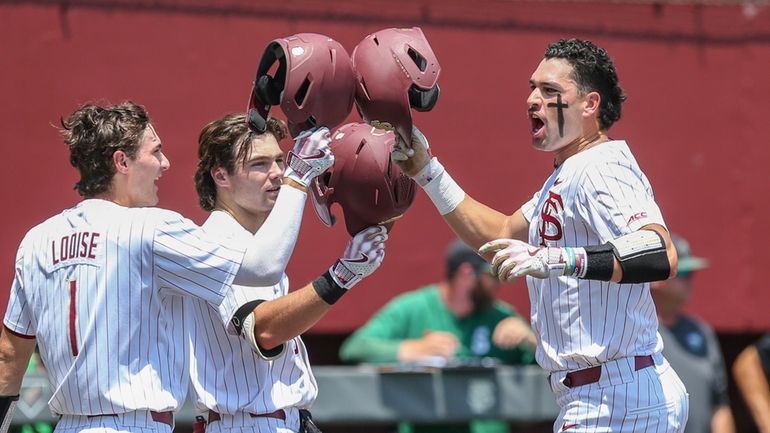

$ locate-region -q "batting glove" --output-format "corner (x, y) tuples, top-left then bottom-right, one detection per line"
(479, 239), (586, 281)
(331, 225), (388, 289)
(391, 125), (431, 178)
(284, 127), (334, 188)
(312, 226), (387, 305)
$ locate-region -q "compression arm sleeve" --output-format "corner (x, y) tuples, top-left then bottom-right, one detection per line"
(233, 185), (306, 286)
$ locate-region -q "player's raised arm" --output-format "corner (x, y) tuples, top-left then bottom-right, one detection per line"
(234, 225), (388, 353)
(232, 127), (334, 286)
(479, 225), (677, 284)
(392, 126), (530, 252)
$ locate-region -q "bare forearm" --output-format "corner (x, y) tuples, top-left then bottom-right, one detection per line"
(0, 330), (36, 395)
(711, 405), (735, 433)
(734, 346), (770, 432)
(445, 199), (528, 255)
(251, 285), (332, 349)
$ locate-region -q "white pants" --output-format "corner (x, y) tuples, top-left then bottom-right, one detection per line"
(548, 353), (689, 433)
(204, 408), (301, 433)
(55, 410), (173, 433)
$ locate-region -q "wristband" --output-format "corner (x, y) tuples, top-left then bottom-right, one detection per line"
(312, 270), (347, 305)
(418, 158), (466, 215)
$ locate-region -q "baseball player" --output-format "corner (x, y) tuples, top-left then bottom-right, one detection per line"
(186, 113), (387, 433)
(0, 101), (338, 433)
(392, 39), (688, 432)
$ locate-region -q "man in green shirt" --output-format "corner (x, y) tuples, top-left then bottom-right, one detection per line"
(339, 240), (536, 433)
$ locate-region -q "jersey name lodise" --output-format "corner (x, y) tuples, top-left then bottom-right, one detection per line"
(50, 231), (100, 267)
(4, 199), (246, 416)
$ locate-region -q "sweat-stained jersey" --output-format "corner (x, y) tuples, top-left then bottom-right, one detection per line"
(3, 199), (246, 416)
(186, 211), (317, 417)
(520, 140), (666, 373)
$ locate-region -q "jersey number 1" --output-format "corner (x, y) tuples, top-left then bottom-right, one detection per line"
(69, 279), (79, 356)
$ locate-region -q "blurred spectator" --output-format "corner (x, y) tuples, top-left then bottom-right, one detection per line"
(339, 239), (536, 433)
(734, 333), (770, 433)
(650, 234), (735, 433)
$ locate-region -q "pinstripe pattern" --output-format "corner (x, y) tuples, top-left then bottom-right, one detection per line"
(3, 199), (246, 420)
(521, 141), (665, 372)
(549, 354), (688, 432)
(520, 141), (687, 431)
(187, 211), (316, 431)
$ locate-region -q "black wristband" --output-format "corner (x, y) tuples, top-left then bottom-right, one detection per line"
(583, 243), (615, 281)
(312, 270), (347, 305)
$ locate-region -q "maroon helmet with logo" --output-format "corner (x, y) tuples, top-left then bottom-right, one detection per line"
(352, 27), (441, 145)
(310, 122), (417, 236)
(247, 33), (355, 137)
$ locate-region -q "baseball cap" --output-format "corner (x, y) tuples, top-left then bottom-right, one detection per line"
(445, 239), (492, 279)
(671, 234), (708, 278)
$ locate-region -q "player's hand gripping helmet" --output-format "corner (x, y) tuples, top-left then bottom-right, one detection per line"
(352, 27), (441, 145)
(247, 33), (356, 137)
(310, 122), (417, 236)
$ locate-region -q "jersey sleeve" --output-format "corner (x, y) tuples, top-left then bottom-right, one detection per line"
(215, 275), (288, 334)
(520, 190), (542, 223)
(152, 211), (246, 306)
(3, 242), (37, 336)
(575, 160), (666, 242)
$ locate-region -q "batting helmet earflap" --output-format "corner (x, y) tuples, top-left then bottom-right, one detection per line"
(310, 122), (417, 236)
(351, 27), (441, 145)
(247, 33), (356, 137)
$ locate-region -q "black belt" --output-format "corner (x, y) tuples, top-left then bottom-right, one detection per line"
(208, 409), (286, 422)
(562, 355), (655, 388)
(85, 411), (173, 427)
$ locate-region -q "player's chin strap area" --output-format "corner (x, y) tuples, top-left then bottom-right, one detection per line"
(0, 395), (20, 433)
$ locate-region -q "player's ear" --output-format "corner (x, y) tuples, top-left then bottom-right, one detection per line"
(211, 167), (229, 188)
(583, 91), (601, 118)
(113, 150), (130, 174)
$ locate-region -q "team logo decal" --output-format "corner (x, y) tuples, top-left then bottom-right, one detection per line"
(538, 191), (564, 245)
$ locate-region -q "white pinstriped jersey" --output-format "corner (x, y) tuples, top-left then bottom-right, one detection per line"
(3, 199), (246, 415)
(521, 140), (666, 373)
(187, 211), (317, 415)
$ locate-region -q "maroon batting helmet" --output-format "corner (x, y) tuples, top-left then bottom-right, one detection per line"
(247, 33), (356, 137)
(310, 122), (417, 236)
(351, 27), (441, 145)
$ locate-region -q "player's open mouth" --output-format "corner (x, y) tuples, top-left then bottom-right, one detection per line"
(530, 116), (545, 137)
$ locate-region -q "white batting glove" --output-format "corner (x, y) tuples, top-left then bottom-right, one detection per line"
(330, 225), (388, 290)
(391, 125), (431, 178)
(284, 127), (334, 187)
(479, 239), (585, 281)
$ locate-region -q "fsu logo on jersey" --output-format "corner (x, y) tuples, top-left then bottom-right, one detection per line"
(538, 191), (563, 246)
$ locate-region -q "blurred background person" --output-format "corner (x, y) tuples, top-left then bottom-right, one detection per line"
(339, 239), (536, 433)
(733, 333), (770, 433)
(651, 234), (735, 433)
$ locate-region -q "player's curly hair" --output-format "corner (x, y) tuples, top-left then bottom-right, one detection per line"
(545, 39), (627, 130)
(60, 101), (150, 197)
(195, 113), (288, 211)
